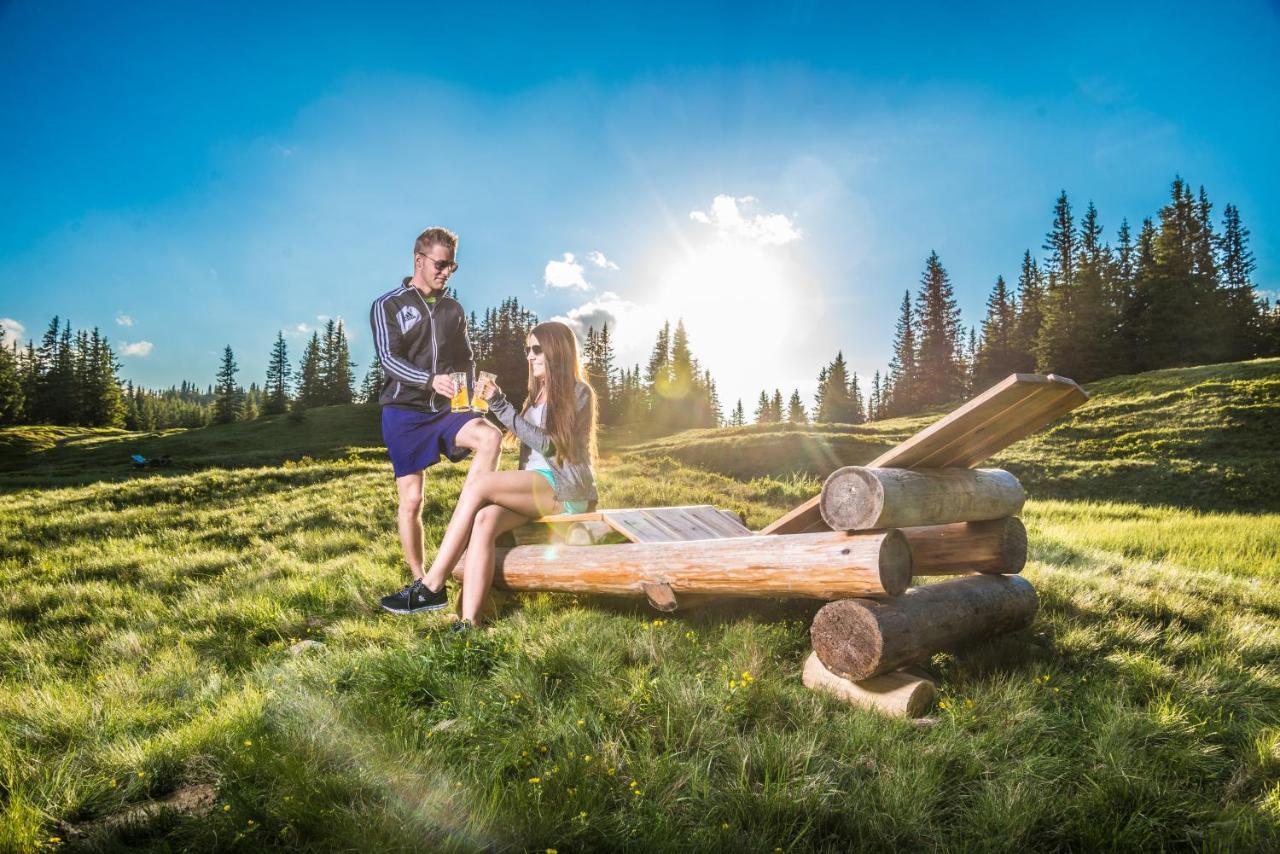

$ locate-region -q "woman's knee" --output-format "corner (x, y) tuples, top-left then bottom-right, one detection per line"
(471, 504), (505, 537)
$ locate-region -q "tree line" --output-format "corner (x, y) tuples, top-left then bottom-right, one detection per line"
(744, 175), (1277, 426)
(2, 174), (1273, 433)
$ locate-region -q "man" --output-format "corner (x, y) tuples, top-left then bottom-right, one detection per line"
(371, 226), (501, 614)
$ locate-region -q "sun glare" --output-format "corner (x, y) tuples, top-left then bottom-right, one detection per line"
(656, 240), (817, 403)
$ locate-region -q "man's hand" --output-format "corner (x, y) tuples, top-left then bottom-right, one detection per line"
(431, 374), (457, 398)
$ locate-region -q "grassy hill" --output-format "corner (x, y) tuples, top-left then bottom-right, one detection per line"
(1, 361), (1278, 850)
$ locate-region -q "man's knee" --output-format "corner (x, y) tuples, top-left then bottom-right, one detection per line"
(398, 487), (424, 515)
(458, 419), (501, 453)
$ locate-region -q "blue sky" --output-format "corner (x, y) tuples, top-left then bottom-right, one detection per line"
(2, 1), (1277, 411)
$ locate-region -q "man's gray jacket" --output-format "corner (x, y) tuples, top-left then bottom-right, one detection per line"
(370, 279), (474, 412)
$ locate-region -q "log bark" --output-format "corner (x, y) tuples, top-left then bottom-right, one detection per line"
(819, 466), (1024, 531)
(904, 517), (1026, 576)
(802, 653), (937, 718)
(810, 575), (1039, 680)
(450, 530), (913, 599)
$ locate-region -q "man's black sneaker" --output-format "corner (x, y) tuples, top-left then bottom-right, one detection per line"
(379, 579), (448, 614)
(450, 618), (475, 634)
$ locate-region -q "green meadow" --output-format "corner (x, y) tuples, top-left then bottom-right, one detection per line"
(2, 360), (1279, 851)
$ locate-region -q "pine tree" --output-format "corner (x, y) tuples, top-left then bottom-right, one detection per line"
(295, 333), (323, 410)
(0, 327), (23, 424)
(330, 321), (356, 405)
(886, 292), (917, 416)
(703, 369), (722, 426)
(596, 323), (616, 421)
(754, 390), (774, 424)
(816, 352), (857, 422)
(265, 332), (292, 415)
(360, 349), (384, 404)
(1219, 203), (1263, 359)
(868, 371), (882, 421)
(1012, 251), (1044, 373)
(730, 399), (745, 427)
(214, 346), (243, 424)
(1043, 190), (1076, 292)
(974, 276), (1017, 388)
(787, 389), (807, 423)
(848, 372), (865, 424)
(912, 251), (964, 407)
(771, 389), (784, 422)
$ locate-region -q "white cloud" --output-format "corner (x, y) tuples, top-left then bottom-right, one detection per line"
(544, 252), (591, 290)
(551, 291), (648, 346)
(0, 318), (24, 342)
(689, 194), (802, 245)
(287, 322), (312, 338)
(587, 251), (619, 270)
(115, 312), (134, 327)
(120, 341), (154, 357)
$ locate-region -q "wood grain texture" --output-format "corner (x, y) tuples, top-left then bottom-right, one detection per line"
(450, 529), (913, 599)
(810, 574), (1039, 679)
(760, 373), (1087, 536)
(818, 466), (1025, 531)
(903, 517), (1027, 575)
(802, 653), (937, 718)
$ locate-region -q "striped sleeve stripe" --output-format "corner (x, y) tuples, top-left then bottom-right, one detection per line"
(374, 292), (432, 383)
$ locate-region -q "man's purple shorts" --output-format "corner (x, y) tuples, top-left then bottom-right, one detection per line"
(381, 405), (479, 477)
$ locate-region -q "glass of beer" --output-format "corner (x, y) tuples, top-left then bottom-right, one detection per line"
(473, 371), (497, 412)
(450, 371), (470, 412)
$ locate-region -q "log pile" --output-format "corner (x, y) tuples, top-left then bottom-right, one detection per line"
(799, 465), (1039, 718)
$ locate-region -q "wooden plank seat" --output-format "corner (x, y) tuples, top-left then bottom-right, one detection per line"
(761, 373), (1088, 536)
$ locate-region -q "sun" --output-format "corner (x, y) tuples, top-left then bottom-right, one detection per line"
(654, 239), (816, 402)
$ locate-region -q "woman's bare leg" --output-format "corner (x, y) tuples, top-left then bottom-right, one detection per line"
(460, 504), (534, 623)
(421, 470), (558, 592)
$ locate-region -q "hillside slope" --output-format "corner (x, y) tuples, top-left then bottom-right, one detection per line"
(628, 358), (1280, 512)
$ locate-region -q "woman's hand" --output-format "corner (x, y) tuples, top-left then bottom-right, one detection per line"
(477, 374), (500, 401)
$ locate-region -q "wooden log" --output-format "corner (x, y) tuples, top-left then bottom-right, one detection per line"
(818, 466), (1024, 532)
(450, 530), (913, 599)
(810, 575), (1038, 680)
(904, 517), (1026, 576)
(802, 653), (937, 718)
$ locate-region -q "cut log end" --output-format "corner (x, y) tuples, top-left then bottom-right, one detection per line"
(802, 653), (937, 718)
(999, 517), (1028, 574)
(878, 528), (912, 596)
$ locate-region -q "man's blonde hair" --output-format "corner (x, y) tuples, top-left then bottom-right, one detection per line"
(415, 227), (459, 256)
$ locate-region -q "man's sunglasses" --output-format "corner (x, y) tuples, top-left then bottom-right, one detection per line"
(524, 344), (543, 356)
(417, 254), (459, 274)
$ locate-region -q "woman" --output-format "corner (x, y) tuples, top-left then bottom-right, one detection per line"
(417, 320), (598, 630)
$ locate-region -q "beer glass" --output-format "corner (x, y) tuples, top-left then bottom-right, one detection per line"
(473, 371), (497, 412)
(450, 371), (470, 412)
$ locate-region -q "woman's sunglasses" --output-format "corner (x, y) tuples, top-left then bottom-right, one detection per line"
(523, 344), (543, 356)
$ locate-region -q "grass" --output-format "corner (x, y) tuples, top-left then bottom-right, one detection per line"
(1, 361), (1279, 850)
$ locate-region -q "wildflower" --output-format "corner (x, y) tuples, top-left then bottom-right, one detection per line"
(137, 771), (146, 778)
(607, 767), (617, 776)
(1053, 687), (1061, 693)
(938, 700), (949, 710)
(577, 719), (585, 726)
(729, 680), (738, 689)
(579, 811), (588, 819)
(546, 849), (558, 854)
(633, 789), (643, 796)
(965, 699), (974, 708)
(741, 671), (753, 682)
(47, 838), (62, 846)
(223, 804), (231, 812)
(521, 751), (529, 757)
(583, 754), (592, 762)
(529, 777), (541, 784)
(721, 822), (730, 830)
(109, 780), (117, 788)
(512, 693), (522, 701)
(247, 819), (255, 827)
(539, 746), (548, 753)
(243, 739), (253, 747)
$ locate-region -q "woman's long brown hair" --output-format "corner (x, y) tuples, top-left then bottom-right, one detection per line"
(522, 321), (597, 466)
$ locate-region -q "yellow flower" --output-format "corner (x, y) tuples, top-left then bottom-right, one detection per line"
(529, 777), (541, 784)
(633, 789), (642, 796)
(546, 849), (558, 854)
(607, 767), (616, 775)
(48, 838), (62, 845)
(137, 771), (146, 778)
(577, 719), (585, 726)
(721, 822), (730, 830)
(243, 739), (253, 747)
(223, 804), (231, 812)
(247, 819), (255, 826)
(583, 754), (592, 762)
(539, 746), (548, 753)
(579, 811), (588, 819)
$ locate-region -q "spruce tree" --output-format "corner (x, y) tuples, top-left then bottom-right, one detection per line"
(848, 372), (865, 424)
(912, 251), (964, 407)
(330, 321), (356, 405)
(1219, 203), (1263, 359)
(1012, 252), (1044, 373)
(360, 349), (384, 404)
(214, 346), (243, 424)
(295, 333), (323, 410)
(754, 390), (774, 424)
(264, 332), (292, 415)
(596, 323), (616, 422)
(868, 371), (882, 421)
(974, 275), (1017, 388)
(886, 292), (917, 416)
(731, 399), (745, 427)
(816, 352), (856, 422)
(787, 390), (807, 423)
(771, 389), (784, 422)
(0, 328), (23, 424)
